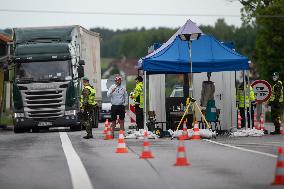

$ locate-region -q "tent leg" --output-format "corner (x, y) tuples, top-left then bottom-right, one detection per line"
(143, 71), (147, 130)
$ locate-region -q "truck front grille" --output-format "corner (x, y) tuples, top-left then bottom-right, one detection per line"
(22, 89), (66, 120)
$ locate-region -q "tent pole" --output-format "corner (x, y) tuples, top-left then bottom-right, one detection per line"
(243, 70), (247, 129)
(189, 40), (193, 92)
(247, 71), (251, 129)
(143, 71), (147, 130)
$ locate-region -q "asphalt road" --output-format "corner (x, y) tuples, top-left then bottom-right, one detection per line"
(0, 124), (283, 189)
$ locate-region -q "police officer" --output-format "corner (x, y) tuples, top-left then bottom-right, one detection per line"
(131, 76), (144, 130)
(268, 72), (283, 135)
(80, 77), (97, 139)
(236, 77), (256, 128)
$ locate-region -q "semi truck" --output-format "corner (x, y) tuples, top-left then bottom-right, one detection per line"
(11, 25), (101, 133)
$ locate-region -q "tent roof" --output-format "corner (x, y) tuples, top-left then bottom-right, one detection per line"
(144, 19), (203, 59)
(138, 20), (249, 74)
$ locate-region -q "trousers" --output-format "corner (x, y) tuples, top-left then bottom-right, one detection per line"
(239, 107), (254, 128)
(135, 105), (144, 130)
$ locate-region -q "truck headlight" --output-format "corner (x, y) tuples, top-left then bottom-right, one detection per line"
(14, 113), (25, 118)
(65, 110), (77, 116)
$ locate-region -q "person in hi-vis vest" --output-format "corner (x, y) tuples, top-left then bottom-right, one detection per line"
(236, 77), (256, 128)
(80, 77), (97, 139)
(268, 72), (283, 135)
(131, 76), (144, 130)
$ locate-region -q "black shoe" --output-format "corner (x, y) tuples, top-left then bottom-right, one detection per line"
(83, 135), (93, 139)
(263, 130), (268, 134)
(270, 131), (280, 135)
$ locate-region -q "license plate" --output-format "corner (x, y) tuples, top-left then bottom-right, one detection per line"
(105, 115), (111, 118)
(38, 122), (53, 126)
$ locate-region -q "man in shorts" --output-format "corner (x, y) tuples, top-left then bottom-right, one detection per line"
(107, 75), (128, 133)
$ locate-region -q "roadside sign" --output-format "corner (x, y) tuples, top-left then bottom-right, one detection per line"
(251, 80), (272, 103)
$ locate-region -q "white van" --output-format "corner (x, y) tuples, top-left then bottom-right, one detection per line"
(99, 79), (112, 122)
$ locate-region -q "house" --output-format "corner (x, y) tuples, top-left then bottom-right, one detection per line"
(103, 58), (139, 81)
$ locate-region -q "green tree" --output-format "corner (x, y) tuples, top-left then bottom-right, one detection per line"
(240, 0), (284, 81)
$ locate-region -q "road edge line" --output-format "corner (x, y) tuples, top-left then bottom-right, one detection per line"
(59, 132), (93, 189)
(203, 139), (277, 158)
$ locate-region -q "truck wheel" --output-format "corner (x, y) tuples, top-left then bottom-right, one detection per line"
(70, 125), (82, 131)
(14, 125), (27, 133)
(32, 128), (40, 133)
(91, 108), (99, 128)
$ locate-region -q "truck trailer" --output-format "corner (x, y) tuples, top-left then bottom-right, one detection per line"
(11, 25), (101, 133)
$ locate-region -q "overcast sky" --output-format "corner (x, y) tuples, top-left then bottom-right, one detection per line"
(0, 0), (243, 30)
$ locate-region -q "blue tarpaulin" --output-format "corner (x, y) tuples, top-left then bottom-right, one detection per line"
(138, 20), (249, 74)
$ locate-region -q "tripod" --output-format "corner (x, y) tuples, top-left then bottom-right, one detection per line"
(175, 97), (211, 131)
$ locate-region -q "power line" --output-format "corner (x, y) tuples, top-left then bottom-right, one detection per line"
(0, 9), (283, 18)
(0, 9), (241, 17)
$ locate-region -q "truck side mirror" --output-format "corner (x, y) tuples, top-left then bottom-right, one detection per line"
(78, 60), (85, 65)
(78, 65), (84, 78)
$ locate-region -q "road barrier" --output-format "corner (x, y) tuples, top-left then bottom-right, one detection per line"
(237, 111), (242, 129)
(253, 113), (260, 130)
(280, 125), (284, 135)
(128, 96), (136, 129)
(260, 114), (265, 130)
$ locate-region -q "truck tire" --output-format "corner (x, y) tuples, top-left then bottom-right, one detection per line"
(32, 128), (40, 133)
(14, 125), (28, 133)
(91, 107), (99, 128)
(70, 124), (82, 131)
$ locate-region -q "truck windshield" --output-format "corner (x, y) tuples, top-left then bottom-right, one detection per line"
(15, 60), (72, 83)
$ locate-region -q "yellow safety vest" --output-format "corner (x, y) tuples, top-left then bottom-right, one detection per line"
(236, 85), (255, 108)
(133, 82), (144, 108)
(80, 85), (97, 107)
(269, 81), (283, 103)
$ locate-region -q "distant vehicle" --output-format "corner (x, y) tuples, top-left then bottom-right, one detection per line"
(170, 86), (192, 97)
(10, 25), (102, 133)
(99, 79), (111, 122)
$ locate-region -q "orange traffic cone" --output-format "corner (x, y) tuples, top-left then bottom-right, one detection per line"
(104, 126), (113, 140)
(140, 131), (154, 159)
(181, 121), (190, 140)
(272, 147), (284, 185)
(237, 111), (242, 129)
(280, 125), (284, 135)
(103, 119), (109, 135)
(115, 130), (128, 153)
(174, 136), (190, 166)
(253, 113), (260, 130)
(192, 121), (201, 140)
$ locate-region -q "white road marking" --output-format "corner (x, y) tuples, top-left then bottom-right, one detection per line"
(204, 139), (277, 158)
(59, 132), (93, 189)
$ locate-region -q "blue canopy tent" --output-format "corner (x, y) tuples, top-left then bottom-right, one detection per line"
(138, 19), (251, 130)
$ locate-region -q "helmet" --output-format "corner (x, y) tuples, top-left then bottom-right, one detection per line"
(135, 76), (143, 82)
(82, 76), (89, 81)
(115, 75), (122, 81)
